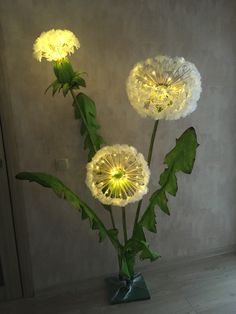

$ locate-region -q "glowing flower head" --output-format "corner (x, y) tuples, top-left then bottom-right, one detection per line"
(86, 145), (150, 207)
(126, 55), (201, 120)
(33, 29), (80, 62)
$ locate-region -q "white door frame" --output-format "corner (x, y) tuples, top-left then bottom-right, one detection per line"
(0, 119), (22, 300)
(0, 25), (34, 300)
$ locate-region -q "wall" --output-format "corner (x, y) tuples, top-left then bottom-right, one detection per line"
(0, 0), (236, 292)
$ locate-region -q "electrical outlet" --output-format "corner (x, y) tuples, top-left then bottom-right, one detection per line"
(55, 158), (69, 171)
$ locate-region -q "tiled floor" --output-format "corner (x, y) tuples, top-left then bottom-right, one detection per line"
(1, 253), (236, 313)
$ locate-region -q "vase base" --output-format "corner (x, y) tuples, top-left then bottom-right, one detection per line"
(105, 273), (150, 305)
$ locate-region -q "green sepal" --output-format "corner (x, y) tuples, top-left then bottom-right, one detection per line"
(53, 59), (75, 84)
(53, 81), (62, 96)
(140, 127), (199, 233)
(15, 172), (120, 248)
(45, 80), (56, 94)
(62, 83), (70, 97)
(45, 80), (63, 96)
(71, 74), (86, 88)
(45, 60), (86, 96)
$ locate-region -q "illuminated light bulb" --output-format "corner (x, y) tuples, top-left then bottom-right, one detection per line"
(86, 145), (150, 206)
(33, 29), (80, 62)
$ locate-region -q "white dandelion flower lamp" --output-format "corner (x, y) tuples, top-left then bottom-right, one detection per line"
(127, 55), (201, 120)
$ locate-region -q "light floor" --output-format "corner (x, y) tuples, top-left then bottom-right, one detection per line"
(1, 253), (236, 314)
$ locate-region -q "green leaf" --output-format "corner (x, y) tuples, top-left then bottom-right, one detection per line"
(73, 93), (105, 161)
(80, 122), (86, 136)
(132, 223), (146, 242)
(139, 241), (161, 261)
(124, 238), (160, 263)
(118, 246), (136, 279)
(159, 169), (177, 196)
(119, 225), (160, 278)
(132, 222), (160, 261)
(140, 127), (199, 233)
(150, 189), (170, 216)
(165, 127), (199, 174)
(16, 172), (120, 248)
(107, 228), (120, 249)
(140, 204), (157, 232)
(119, 254), (134, 278)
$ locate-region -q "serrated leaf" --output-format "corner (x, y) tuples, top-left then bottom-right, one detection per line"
(124, 238), (160, 265)
(159, 168), (177, 196)
(139, 204), (157, 232)
(81, 208), (88, 220)
(140, 127), (199, 233)
(91, 220), (99, 230)
(80, 123), (86, 136)
(107, 228), (120, 249)
(73, 93), (105, 161)
(149, 189), (170, 216)
(74, 105), (81, 119)
(139, 241), (161, 261)
(84, 135), (90, 150)
(132, 223), (146, 242)
(119, 225), (159, 278)
(16, 172), (120, 248)
(165, 127), (199, 174)
(118, 248), (136, 279)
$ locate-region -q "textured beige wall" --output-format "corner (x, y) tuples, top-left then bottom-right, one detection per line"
(1, 0), (236, 291)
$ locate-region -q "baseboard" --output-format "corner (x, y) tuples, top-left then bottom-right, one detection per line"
(36, 244), (236, 298)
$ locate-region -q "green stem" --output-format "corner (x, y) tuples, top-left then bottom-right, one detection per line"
(109, 209), (116, 229)
(70, 89), (116, 229)
(147, 120), (159, 166)
(134, 120), (159, 225)
(122, 207), (128, 244)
